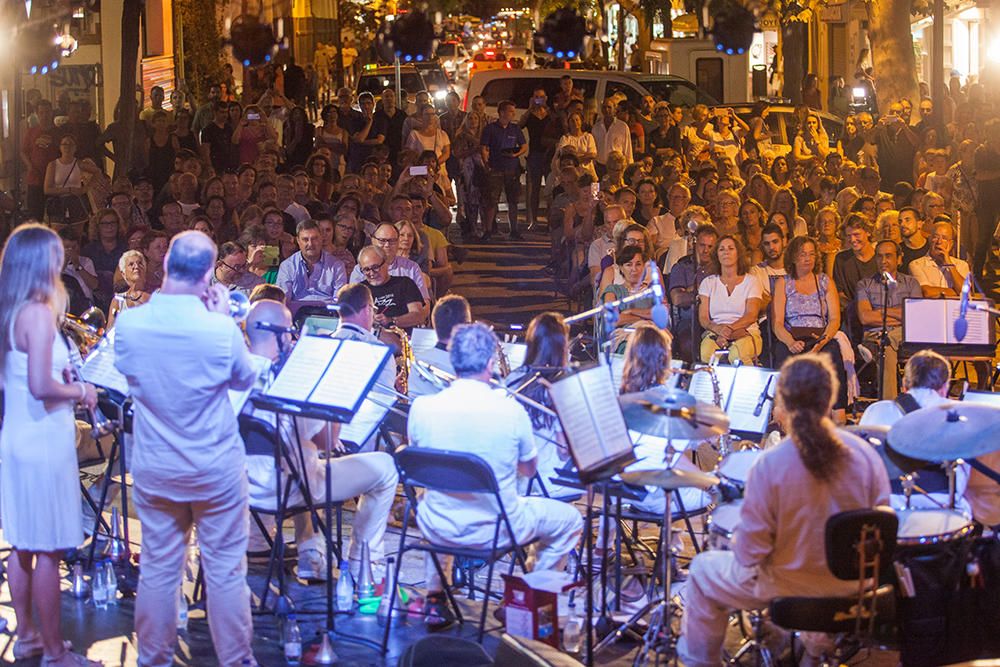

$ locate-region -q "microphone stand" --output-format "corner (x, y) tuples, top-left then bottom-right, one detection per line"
(877, 274), (891, 400)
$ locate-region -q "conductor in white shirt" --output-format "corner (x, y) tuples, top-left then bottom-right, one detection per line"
(115, 231), (259, 667)
(407, 323), (583, 627)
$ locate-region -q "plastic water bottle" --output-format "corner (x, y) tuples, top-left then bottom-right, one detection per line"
(92, 561), (109, 610)
(562, 595), (583, 654)
(283, 613), (302, 664)
(176, 585), (189, 631)
(104, 560), (119, 605)
(335, 560), (354, 612)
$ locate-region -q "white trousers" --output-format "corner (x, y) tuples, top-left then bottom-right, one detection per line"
(134, 476), (254, 667)
(678, 550), (767, 667)
(422, 496), (583, 591)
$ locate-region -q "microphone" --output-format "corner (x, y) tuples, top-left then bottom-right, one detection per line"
(881, 271), (897, 285)
(753, 375), (774, 417)
(254, 321), (297, 335)
(686, 219), (699, 235)
(954, 272), (972, 341)
(647, 260), (670, 329)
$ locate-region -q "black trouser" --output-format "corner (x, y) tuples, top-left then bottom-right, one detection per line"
(772, 336), (850, 410)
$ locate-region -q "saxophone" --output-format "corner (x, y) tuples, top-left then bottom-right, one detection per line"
(496, 340), (511, 378)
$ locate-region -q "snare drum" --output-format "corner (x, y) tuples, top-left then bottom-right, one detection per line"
(706, 501), (743, 551)
(896, 509), (974, 546)
(716, 450), (761, 497)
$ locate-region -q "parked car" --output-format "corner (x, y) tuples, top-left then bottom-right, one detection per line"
(465, 69), (719, 118)
(436, 41), (472, 80)
(712, 104), (844, 156)
(356, 63), (452, 111)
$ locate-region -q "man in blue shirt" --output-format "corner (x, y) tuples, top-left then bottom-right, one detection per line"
(480, 100), (527, 241)
(276, 219), (347, 313)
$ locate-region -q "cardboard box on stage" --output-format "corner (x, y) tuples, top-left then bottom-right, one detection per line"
(502, 571), (581, 648)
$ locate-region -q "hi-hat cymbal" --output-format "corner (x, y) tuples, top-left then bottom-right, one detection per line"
(619, 389), (730, 440)
(621, 467), (721, 491)
(843, 425), (928, 478)
(888, 403), (1000, 462)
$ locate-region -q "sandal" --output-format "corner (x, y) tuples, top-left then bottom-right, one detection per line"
(41, 649), (103, 666)
(13, 636), (71, 660)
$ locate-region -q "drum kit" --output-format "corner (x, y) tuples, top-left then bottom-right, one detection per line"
(601, 390), (1000, 666)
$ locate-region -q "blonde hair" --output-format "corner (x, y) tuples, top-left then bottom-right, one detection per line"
(394, 218), (424, 256)
(0, 224), (67, 372)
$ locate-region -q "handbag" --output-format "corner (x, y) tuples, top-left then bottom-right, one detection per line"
(787, 274), (827, 342)
(45, 160), (89, 224)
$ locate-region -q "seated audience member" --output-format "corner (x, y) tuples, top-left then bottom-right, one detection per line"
(855, 240), (922, 399)
(859, 350), (970, 513)
(748, 223), (787, 309)
(909, 220), (969, 297)
(679, 354), (889, 666)
(276, 219), (347, 309)
(318, 213), (358, 277)
(357, 246), (427, 334)
(668, 223), (718, 362)
(108, 250), (151, 328)
(60, 227), (99, 314)
(599, 246), (654, 350)
(697, 235), (763, 365)
(409, 294), (471, 398)
(349, 223), (429, 300)
(244, 299), (398, 581)
(407, 323), (583, 629)
(772, 236), (849, 422)
(831, 214), (877, 312)
(212, 241), (263, 296)
(595, 222), (654, 297)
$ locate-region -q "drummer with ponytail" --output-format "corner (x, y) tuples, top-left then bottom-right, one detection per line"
(678, 352), (891, 667)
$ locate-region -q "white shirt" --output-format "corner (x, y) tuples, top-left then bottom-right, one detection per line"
(408, 379), (537, 545)
(858, 388), (970, 513)
(647, 213), (677, 258)
(591, 118), (633, 165)
(587, 233), (614, 272)
(349, 255), (429, 300)
(697, 274), (762, 332)
(114, 293), (258, 501)
(908, 254), (970, 291)
(749, 263), (786, 300)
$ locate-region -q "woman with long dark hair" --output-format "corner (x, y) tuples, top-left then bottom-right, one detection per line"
(506, 312), (573, 497)
(679, 353), (890, 667)
(0, 224), (101, 666)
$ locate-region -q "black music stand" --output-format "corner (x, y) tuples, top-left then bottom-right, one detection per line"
(548, 364), (637, 667)
(251, 334), (391, 656)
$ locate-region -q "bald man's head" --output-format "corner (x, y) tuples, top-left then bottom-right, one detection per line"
(246, 299), (292, 347)
(165, 230), (216, 284)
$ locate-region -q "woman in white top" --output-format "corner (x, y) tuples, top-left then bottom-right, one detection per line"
(406, 107), (451, 177)
(792, 112), (830, 163)
(0, 225), (100, 666)
(553, 111), (598, 179)
(107, 250), (151, 328)
(698, 234), (763, 365)
(697, 108), (748, 164)
(44, 136), (99, 208)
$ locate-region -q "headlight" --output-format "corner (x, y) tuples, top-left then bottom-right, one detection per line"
(434, 90), (448, 100)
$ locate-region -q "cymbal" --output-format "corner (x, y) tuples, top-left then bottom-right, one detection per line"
(843, 425), (928, 478)
(888, 403), (1000, 462)
(621, 467), (721, 491)
(619, 389), (730, 440)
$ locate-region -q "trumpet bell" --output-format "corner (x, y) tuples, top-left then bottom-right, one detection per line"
(229, 291), (250, 321)
(79, 306), (107, 331)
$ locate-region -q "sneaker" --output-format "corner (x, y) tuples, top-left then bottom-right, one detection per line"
(297, 548), (328, 582)
(423, 592), (458, 631)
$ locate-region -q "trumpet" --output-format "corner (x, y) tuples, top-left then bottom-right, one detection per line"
(229, 290), (250, 321)
(61, 324), (118, 440)
(63, 307), (107, 356)
(412, 359), (558, 418)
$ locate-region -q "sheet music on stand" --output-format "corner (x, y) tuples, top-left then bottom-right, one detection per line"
(339, 390), (394, 447)
(902, 297), (995, 356)
(687, 364), (778, 436)
(79, 329), (129, 399)
(254, 335), (391, 422)
(548, 364), (636, 484)
(603, 354), (683, 392)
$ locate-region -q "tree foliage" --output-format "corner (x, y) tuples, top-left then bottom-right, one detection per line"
(175, 0), (226, 102)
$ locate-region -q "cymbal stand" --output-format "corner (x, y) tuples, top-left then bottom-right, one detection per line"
(632, 486), (681, 667)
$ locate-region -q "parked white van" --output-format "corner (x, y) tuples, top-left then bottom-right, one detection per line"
(464, 69), (719, 117)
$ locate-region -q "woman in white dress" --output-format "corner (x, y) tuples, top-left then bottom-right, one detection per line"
(0, 224), (101, 666)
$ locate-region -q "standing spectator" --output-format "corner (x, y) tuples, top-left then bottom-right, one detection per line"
(283, 106), (314, 169)
(405, 107), (451, 174)
(648, 104), (682, 161)
(283, 58), (306, 107)
(139, 85), (166, 124)
(314, 105), (349, 175)
(145, 111), (180, 194)
(172, 109), (200, 155)
(43, 135), (97, 224)
(453, 96), (489, 240)
(232, 105), (276, 169)
(21, 99), (59, 221)
(480, 100), (528, 241)
(60, 99), (101, 163)
(802, 73), (822, 109)
(191, 84), (221, 134)
(554, 112), (598, 179)
(200, 102), (234, 174)
(592, 98), (633, 176)
(867, 102), (919, 190)
(520, 88), (552, 231)
(347, 92), (386, 173)
(374, 89), (407, 166)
